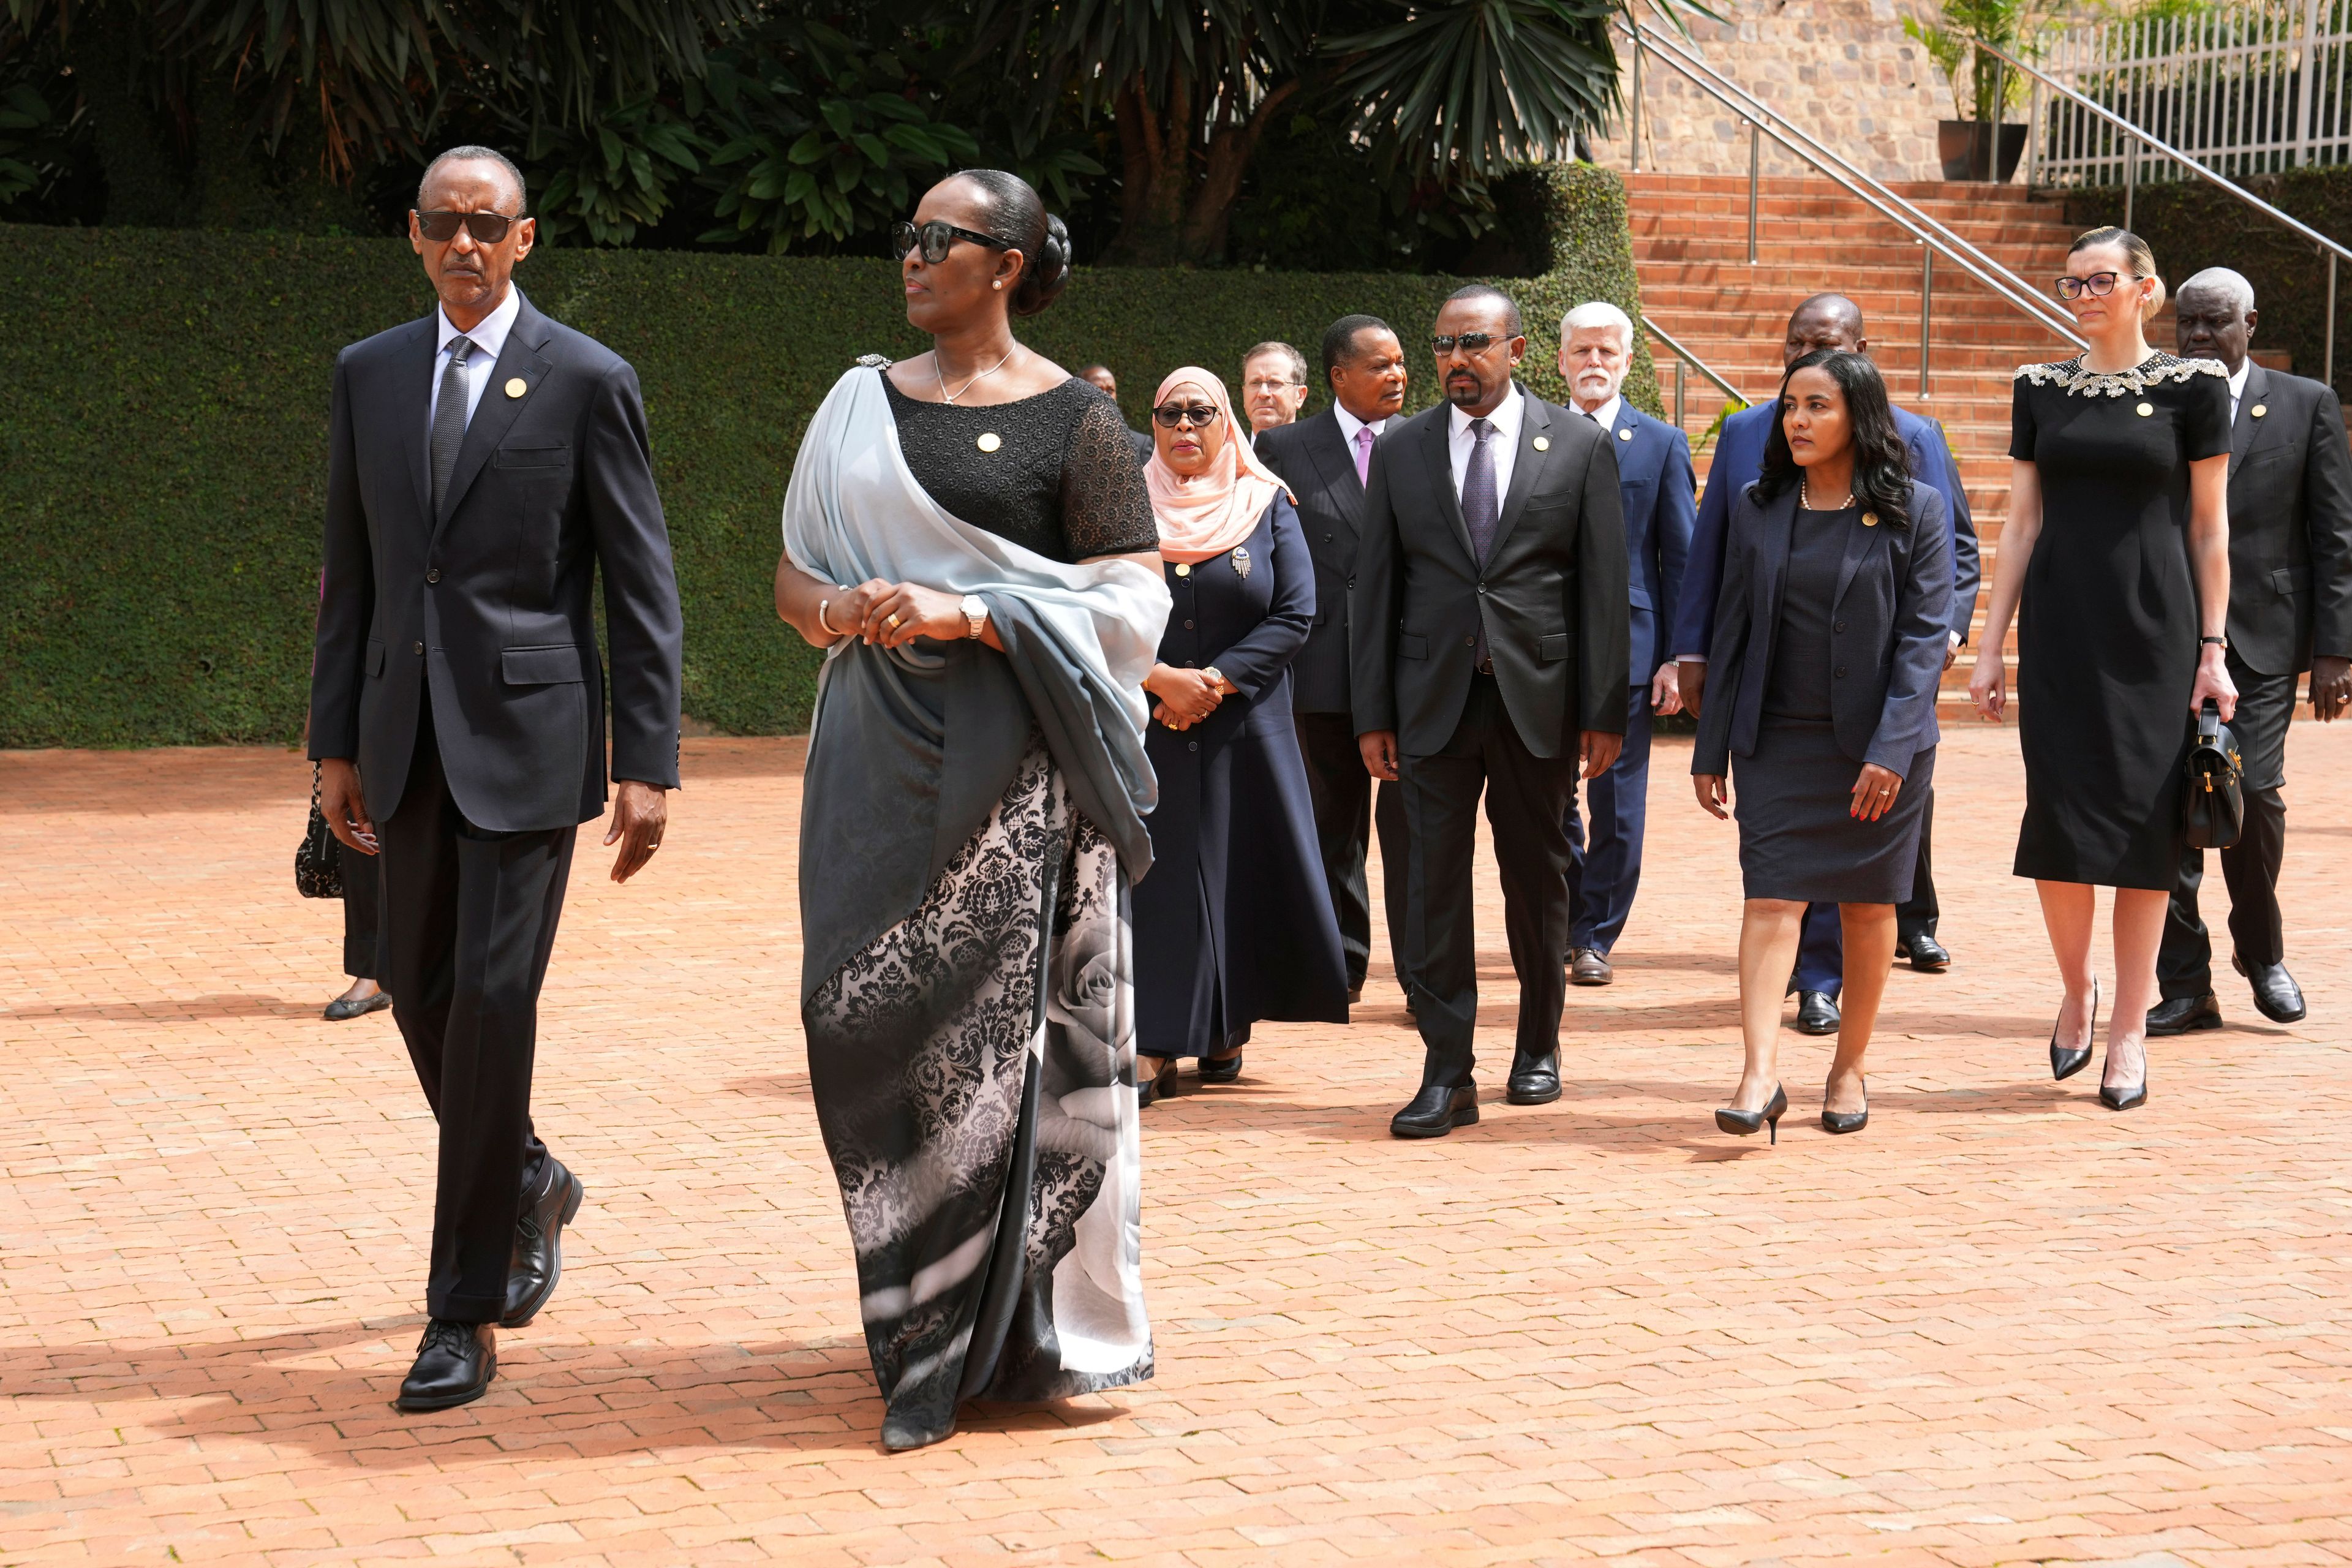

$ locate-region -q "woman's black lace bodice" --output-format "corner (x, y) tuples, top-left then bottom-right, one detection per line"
(881, 370), (1159, 562)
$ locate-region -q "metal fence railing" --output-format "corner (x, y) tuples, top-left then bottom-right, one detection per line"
(2032, 1), (2351, 187)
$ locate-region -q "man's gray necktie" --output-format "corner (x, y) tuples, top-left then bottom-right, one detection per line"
(1463, 415), (1499, 668)
(430, 336), (475, 516)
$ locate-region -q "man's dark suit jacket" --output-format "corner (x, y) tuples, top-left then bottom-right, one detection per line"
(308, 289), (684, 834)
(2218, 363), (2352, 676)
(1693, 480), (1953, 780)
(1256, 407), (1368, 715)
(1349, 386), (1632, 758)
(1591, 401), (1696, 680)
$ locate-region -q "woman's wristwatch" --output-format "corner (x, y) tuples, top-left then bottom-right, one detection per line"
(960, 594), (988, 639)
(2201, 635), (2229, 649)
(1202, 666), (1227, 692)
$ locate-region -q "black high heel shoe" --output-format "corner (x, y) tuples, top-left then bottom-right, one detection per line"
(1136, 1057), (1178, 1109)
(2099, 1035), (2147, 1111)
(1715, 1083), (1788, 1144)
(1197, 1049), (1243, 1084)
(1820, 1076), (1869, 1135)
(2049, 978), (2100, 1082)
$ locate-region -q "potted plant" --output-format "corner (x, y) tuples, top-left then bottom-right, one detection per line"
(1905, 0), (2051, 181)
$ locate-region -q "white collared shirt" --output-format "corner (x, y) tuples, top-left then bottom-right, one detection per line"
(2226, 358), (2251, 424)
(1447, 383), (1525, 507)
(1333, 404), (1390, 450)
(426, 287), (522, 440)
(1572, 393), (1624, 432)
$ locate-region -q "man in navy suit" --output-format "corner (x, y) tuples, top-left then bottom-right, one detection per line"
(1671, 294), (1979, 1033)
(1556, 302), (1694, 984)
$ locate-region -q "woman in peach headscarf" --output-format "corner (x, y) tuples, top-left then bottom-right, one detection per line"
(1132, 367), (1350, 1106)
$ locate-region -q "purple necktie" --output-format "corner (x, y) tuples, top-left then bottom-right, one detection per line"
(1463, 417), (1499, 668)
(1353, 423), (1375, 486)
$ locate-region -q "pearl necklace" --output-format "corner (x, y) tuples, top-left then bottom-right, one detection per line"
(1800, 478), (1855, 511)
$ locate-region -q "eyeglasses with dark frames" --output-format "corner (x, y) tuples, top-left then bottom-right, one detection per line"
(2054, 271), (2141, 301)
(1151, 403), (1223, 429)
(1431, 332), (1503, 355)
(893, 219), (1013, 265)
(415, 209), (519, 244)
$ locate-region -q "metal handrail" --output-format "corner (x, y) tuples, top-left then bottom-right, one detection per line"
(1621, 18), (2087, 394)
(1974, 36), (2343, 383)
(1640, 312), (1747, 432)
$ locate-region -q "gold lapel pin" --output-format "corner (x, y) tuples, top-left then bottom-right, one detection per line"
(976, 432), (1002, 453)
(2135, 401), (2155, 417)
(2251, 403), (2267, 418)
(1532, 435), (1550, 452)
(504, 377), (528, 399)
(1863, 511), (1880, 528)
(1617, 428), (1633, 441)
(1173, 562), (1191, 577)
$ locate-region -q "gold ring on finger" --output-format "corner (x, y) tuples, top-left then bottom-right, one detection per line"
(886, 612), (903, 628)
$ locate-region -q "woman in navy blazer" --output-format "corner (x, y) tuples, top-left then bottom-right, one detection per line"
(1693, 350), (1953, 1141)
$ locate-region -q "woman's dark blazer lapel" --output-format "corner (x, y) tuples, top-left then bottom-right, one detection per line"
(1831, 500), (1894, 609)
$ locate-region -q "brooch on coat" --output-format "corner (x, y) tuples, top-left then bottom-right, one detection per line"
(1230, 545), (1251, 579)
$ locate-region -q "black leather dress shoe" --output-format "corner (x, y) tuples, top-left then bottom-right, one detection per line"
(2234, 955), (2307, 1023)
(396, 1319), (496, 1412)
(2146, 992), (2223, 1036)
(502, 1159), (584, 1329)
(1197, 1049), (1244, 1084)
(1795, 990), (1841, 1035)
(323, 990), (393, 1021)
(1897, 932), (1951, 972)
(1390, 1082), (1478, 1139)
(1569, 948), (1613, 986)
(1505, 1052), (1561, 1105)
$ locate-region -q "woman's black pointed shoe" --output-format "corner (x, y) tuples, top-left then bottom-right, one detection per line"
(2099, 1075), (2147, 1111)
(1715, 1083), (1788, 1144)
(1820, 1078), (1869, 1134)
(1197, 1050), (1243, 1084)
(2049, 979), (2100, 1082)
(1136, 1058), (1178, 1108)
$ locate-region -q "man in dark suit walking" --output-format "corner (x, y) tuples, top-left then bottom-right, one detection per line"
(1672, 293), (1978, 1034)
(2152, 266), (2352, 1033)
(1257, 315), (1412, 1006)
(311, 146), (684, 1411)
(1352, 286), (1629, 1137)
(1556, 301), (1695, 984)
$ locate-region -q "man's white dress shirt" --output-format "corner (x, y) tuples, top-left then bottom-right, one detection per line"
(1573, 393), (1624, 431)
(427, 287), (522, 439)
(2226, 358), (2251, 425)
(1447, 383), (1525, 505)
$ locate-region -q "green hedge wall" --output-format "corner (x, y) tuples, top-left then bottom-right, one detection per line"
(0, 163), (1655, 747)
(2065, 164), (2351, 402)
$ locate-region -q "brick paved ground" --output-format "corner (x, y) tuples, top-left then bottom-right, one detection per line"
(4, 724), (2350, 1567)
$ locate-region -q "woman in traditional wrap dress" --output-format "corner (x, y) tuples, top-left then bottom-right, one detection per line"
(773, 170), (1171, 1452)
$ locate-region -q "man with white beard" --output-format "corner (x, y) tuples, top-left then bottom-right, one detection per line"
(1555, 302), (1696, 984)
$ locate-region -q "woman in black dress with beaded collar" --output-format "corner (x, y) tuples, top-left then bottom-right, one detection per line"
(1969, 228), (2235, 1112)
(774, 171), (1170, 1450)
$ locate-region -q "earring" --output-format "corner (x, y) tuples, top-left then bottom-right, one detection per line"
(993, 281), (1003, 290)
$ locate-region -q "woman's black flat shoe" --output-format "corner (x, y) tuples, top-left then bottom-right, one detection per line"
(1820, 1078), (1869, 1135)
(2049, 978), (2099, 1081)
(1197, 1050), (1243, 1084)
(1715, 1083), (1788, 1145)
(324, 991), (393, 1022)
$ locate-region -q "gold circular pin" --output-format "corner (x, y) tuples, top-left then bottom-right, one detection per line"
(504, 377), (527, 399)
(1863, 511), (1880, 528)
(2251, 403), (2267, 418)
(1174, 562), (1191, 577)
(1532, 435), (1550, 452)
(976, 432), (1001, 453)
(2135, 401), (2154, 417)
(1617, 428), (1633, 441)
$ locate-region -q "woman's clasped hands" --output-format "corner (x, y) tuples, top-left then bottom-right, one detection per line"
(1144, 664), (1227, 731)
(820, 578), (968, 649)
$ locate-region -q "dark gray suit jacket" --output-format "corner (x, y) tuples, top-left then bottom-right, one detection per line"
(2218, 362), (2352, 676)
(1694, 480), (1952, 780)
(307, 290), (684, 833)
(1349, 386), (1630, 759)
(1255, 407), (1368, 714)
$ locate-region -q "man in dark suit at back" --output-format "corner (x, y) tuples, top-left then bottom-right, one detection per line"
(2152, 266), (2352, 1033)
(1556, 300), (1695, 984)
(311, 146), (684, 1412)
(1352, 285), (1629, 1137)
(1672, 293), (1978, 1035)
(1257, 316), (1412, 1007)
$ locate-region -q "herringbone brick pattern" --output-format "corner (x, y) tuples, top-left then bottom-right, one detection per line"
(4, 727), (2350, 1566)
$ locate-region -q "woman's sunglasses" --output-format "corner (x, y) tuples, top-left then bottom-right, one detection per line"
(892, 219), (1012, 265)
(2054, 271), (2141, 300)
(1152, 403), (1223, 428)
(415, 209), (518, 244)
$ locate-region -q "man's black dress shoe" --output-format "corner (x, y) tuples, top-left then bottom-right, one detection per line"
(323, 990), (393, 1022)
(396, 1319), (496, 1412)
(1569, 949), (1613, 986)
(2234, 955), (2307, 1023)
(1390, 1082), (1478, 1139)
(1896, 932), (1951, 972)
(2146, 992), (2222, 1036)
(1505, 1052), (1561, 1105)
(1795, 990), (1841, 1035)
(502, 1159), (584, 1329)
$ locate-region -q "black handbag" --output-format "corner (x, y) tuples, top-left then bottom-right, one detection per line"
(2180, 698), (2244, 852)
(296, 762), (346, 899)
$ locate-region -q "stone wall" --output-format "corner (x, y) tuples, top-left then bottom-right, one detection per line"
(1591, 0), (1959, 184)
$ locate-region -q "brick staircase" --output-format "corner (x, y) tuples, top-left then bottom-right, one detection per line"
(1626, 172), (2086, 696)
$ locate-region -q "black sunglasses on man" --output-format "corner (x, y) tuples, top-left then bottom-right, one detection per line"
(415, 209), (519, 244)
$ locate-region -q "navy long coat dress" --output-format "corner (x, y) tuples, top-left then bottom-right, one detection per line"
(1135, 493), (1351, 1058)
